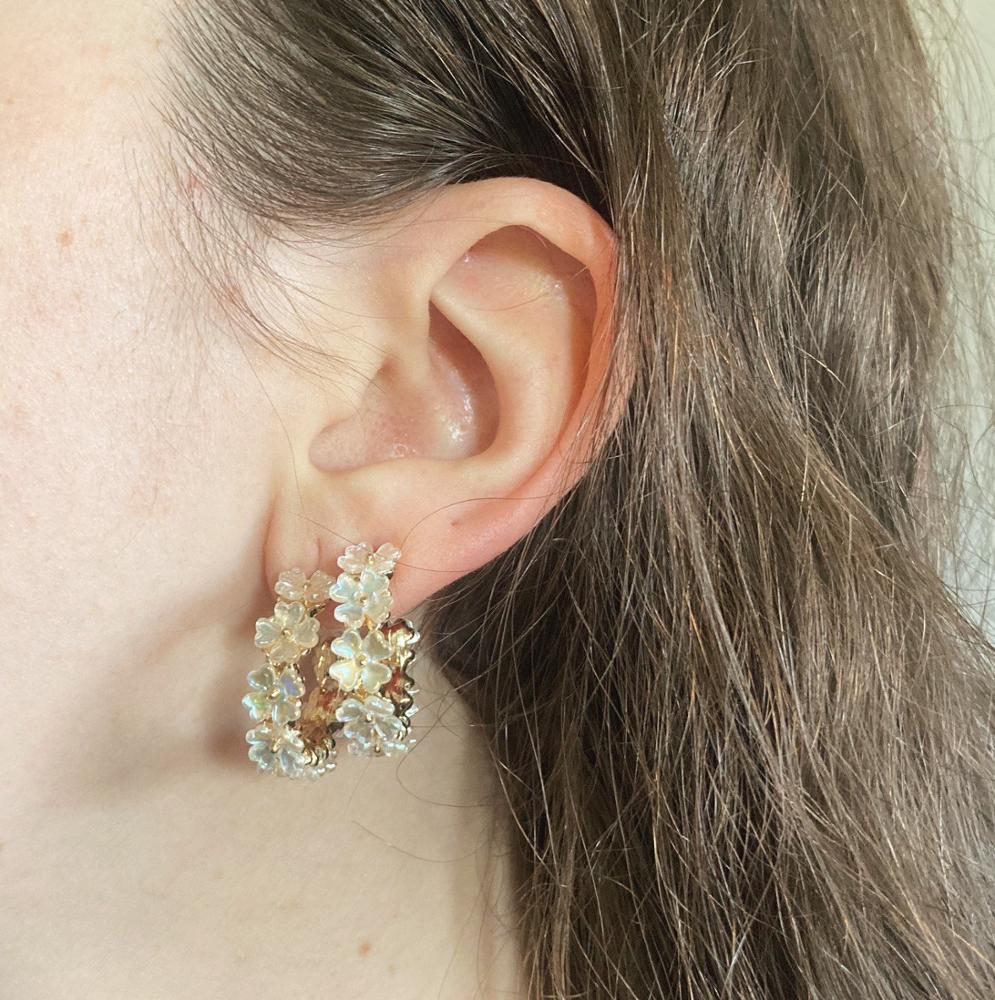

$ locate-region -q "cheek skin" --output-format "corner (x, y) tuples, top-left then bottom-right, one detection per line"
(0, 5), (274, 666)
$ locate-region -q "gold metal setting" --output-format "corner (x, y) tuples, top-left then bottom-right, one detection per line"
(242, 542), (420, 778)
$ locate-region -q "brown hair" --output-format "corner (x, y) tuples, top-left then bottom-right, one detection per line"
(160, 1), (995, 996)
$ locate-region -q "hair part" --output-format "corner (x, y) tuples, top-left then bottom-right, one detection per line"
(161, 1), (995, 996)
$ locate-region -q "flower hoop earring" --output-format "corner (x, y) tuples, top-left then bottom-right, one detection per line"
(242, 542), (420, 779)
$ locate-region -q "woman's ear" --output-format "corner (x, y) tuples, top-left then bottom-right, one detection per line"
(261, 176), (620, 614)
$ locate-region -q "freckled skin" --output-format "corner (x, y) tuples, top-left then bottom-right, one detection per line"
(0, 6), (282, 990)
(0, 1), (272, 645)
(0, 5), (527, 999)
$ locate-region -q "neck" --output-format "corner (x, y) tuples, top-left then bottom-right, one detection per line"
(1, 619), (526, 998)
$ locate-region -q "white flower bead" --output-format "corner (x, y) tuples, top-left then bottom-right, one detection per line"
(337, 542), (401, 577)
(254, 601), (320, 664)
(242, 665), (276, 720)
(329, 569), (393, 628)
(241, 666), (305, 726)
(274, 568), (334, 606)
(335, 694), (408, 757)
(271, 668), (305, 726)
(246, 724), (277, 770)
(327, 628), (393, 694)
(245, 723), (308, 777)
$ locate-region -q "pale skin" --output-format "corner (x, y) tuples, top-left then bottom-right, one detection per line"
(0, 2), (619, 998)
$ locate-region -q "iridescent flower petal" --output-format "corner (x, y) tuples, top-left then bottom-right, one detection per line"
(277, 746), (305, 777)
(267, 635), (300, 664)
(335, 697), (366, 724)
(360, 630), (391, 662)
(279, 669), (305, 699)
(248, 743), (276, 770)
(329, 573), (360, 603)
(274, 568), (308, 601)
(358, 567), (389, 596)
(242, 691), (271, 720)
(370, 542), (401, 575)
(335, 693), (406, 753)
(246, 724), (276, 745)
(330, 629), (362, 660)
(254, 617), (281, 647)
(359, 660), (392, 693)
(274, 730), (307, 777)
(364, 694), (395, 717)
(333, 602), (365, 627)
(377, 713), (406, 743)
(279, 728), (305, 751)
(328, 659), (361, 691)
(303, 570), (334, 604)
(337, 543), (374, 576)
(341, 720), (375, 746)
(338, 541), (401, 576)
(272, 697), (301, 727)
(289, 616), (319, 649)
(274, 601), (306, 629)
(247, 665), (275, 690)
(364, 590), (393, 626)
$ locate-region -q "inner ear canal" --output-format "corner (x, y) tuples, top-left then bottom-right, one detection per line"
(310, 303), (498, 471)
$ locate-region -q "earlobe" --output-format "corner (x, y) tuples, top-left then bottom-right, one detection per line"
(273, 177), (620, 615)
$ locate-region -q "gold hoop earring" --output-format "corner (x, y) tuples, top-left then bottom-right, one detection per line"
(242, 542), (420, 778)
